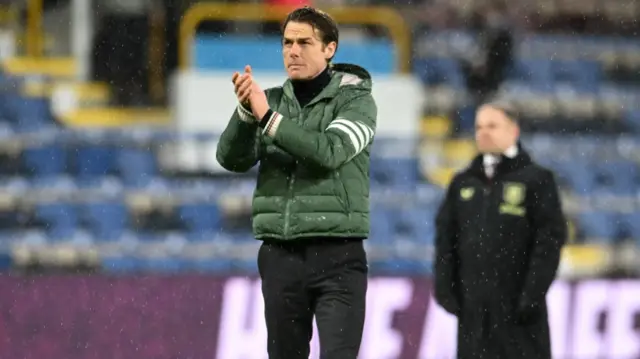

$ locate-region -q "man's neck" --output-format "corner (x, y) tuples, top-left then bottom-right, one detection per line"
(291, 66), (331, 107)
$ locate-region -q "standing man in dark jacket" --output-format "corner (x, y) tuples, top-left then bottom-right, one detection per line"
(216, 7), (376, 359)
(434, 101), (567, 359)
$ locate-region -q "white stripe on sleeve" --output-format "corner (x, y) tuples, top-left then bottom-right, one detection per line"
(326, 118), (374, 155)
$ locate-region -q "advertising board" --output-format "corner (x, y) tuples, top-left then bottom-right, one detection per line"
(0, 276), (638, 359)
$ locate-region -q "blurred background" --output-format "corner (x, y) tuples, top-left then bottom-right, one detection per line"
(0, 0), (638, 358)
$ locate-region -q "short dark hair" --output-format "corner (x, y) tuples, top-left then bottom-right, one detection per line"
(282, 6), (340, 60)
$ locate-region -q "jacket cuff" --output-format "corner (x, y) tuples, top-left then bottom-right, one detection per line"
(236, 103), (255, 123)
(260, 109), (283, 138)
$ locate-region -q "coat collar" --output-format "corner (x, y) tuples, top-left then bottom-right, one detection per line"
(468, 142), (532, 179)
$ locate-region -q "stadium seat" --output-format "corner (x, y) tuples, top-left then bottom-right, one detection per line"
(395, 207), (436, 244)
(140, 257), (186, 273)
(624, 110), (640, 133)
(188, 258), (232, 272)
(231, 258), (259, 273)
(81, 202), (128, 241)
(372, 258), (431, 275)
(551, 60), (601, 92)
(576, 212), (617, 243)
(510, 59), (554, 90)
(34, 203), (78, 240)
(456, 105), (477, 133)
(370, 158), (420, 188)
(23, 145), (68, 177)
(555, 161), (595, 194)
(177, 203), (222, 240)
(413, 58), (466, 89)
(369, 207), (395, 244)
(116, 148), (158, 187)
(101, 256), (143, 273)
(0, 150), (22, 176)
(5, 96), (54, 132)
(592, 161), (638, 194)
(75, 146), (115, 180)
(616, 212), (640, 241)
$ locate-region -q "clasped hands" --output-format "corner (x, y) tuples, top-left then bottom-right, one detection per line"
(232, 65), (270, 120)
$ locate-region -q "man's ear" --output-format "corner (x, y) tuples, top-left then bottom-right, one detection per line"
(324, 41), (337, 61)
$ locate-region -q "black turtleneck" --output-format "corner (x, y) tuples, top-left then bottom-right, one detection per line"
(258, 66), (332, 127)
(291, 66), (331, 107)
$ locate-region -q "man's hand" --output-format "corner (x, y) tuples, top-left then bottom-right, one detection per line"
(249, 81), (269, 120)
(232, 65), (253, 105)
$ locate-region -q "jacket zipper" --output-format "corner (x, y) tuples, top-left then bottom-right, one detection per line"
(283, 170), (296, 238)
(480, 180), (492, 231)
(283, 101), (302, 239)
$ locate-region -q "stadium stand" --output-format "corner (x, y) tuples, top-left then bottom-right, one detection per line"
(0, 1), (638, 279)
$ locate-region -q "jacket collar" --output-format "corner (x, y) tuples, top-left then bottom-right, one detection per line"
(468, 142), (532, 179)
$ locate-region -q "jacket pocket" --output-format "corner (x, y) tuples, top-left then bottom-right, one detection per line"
(333, 171), (350, 214)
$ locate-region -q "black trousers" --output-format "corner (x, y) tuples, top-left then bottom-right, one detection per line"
(258, 238), (368, 359)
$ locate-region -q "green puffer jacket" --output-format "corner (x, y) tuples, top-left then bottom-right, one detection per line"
(216, 64), (377, 241)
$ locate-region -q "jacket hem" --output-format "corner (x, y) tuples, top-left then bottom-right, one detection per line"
(255, 232), (369, 241)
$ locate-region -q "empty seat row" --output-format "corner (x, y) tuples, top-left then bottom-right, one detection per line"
(0, 202), (222, 241)
(417, 32), (640, 65)
(101, 255), (431, 274)
(0, 95), (56, 132)
(509, 59), (603, 92)
(576, 212), (640, 243)
(3, 201), (439, 244)
(7, 146), (425, 188)
(370, 157), (421, 188)
(544, 161), (640, 194)
(1, 146), (158, 186)
(413, 58), (610, 91)
(370, 207), (436, 244)
(7, 200), (640, 249)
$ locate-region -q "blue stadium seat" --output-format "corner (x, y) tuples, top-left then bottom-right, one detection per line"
(510, 59), (554, 90)
(372, 258), (431, 275)
(457, 105), (477, 132)
(178, 203), (222, 239)
(369, 206), (395, 244)
(576, 212), (617, 242)
(555, 161), (595, 194)
(592, 161), (638, 194)
(413, 58), (466, 89)
(141, 257), (186, 273)
(23, 145), (67, 177)
(82, 202), (128, 240)
(101, 256), (143, 273)
(188, 258), (232, 272)
(116, 148), (157, 187)
(370, 158), (420, 188)
(34, 203), (78, 240)
(5, 96), (54, 132)
(75, 146), (115, 180)
(395, 207), (436, 244)
(551, 60), (601, 92)
(231, 258), (259, 273)
(624, 110), (640, 133)
(616, 212), (640, 240)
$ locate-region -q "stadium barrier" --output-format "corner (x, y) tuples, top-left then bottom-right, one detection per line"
(1, 275), (638, 359)
(178, 3), (412, 73)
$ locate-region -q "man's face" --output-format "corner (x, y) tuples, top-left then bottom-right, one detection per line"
(475, 105), (519, 153)
(282, 21), (336, 80)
